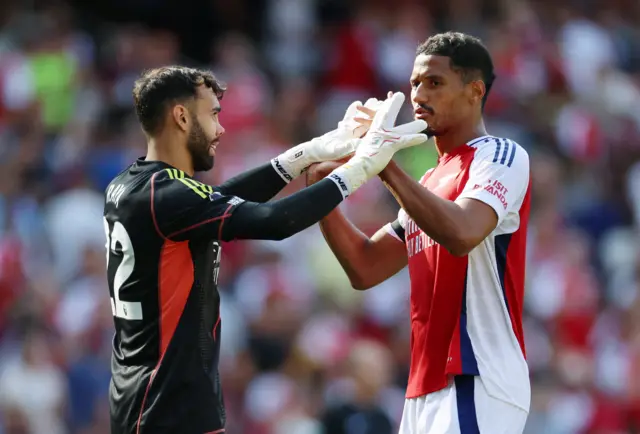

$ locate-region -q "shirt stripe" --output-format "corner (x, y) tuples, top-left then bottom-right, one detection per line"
(468, 135), (492, 148)
(460, 271), (479, 375)
(455, 376), (480, 434)
(500, 138), (510, 165)
(507, 139), (517, 167)
(492, 138), (502, 163)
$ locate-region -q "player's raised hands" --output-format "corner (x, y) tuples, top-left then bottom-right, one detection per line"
(338, 97), (381, 139)
(357, 92), (428, 156)
(324, 92), (428, 196)
(353, 97), (384, 131)
(270, 97), (383, 182)
(353, 91), (396, 130)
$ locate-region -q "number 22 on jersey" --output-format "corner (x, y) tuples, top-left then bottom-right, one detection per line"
(103, 217), (143, 320)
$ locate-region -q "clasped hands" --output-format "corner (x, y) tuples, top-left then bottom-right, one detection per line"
(272, 91), (429, 197)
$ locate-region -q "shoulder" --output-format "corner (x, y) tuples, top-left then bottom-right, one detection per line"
(104, 163), (149, 210)
(104, 163), (134, 196)
(152, 168), (211, 196)
(151, 168), (236, 210)
(470, 136), (529, 171)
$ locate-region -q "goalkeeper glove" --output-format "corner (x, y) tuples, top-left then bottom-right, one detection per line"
(327, 92), (428, 198)
(270, 98), (381, 182)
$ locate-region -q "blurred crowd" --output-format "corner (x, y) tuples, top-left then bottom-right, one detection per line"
(1, 0), (640, 433)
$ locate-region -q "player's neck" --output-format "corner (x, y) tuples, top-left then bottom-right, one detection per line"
(434, 119), (487, 156)
(146, 137), (195, 177)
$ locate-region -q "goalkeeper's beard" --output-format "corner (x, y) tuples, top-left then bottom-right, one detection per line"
(188, 119), (215, 172)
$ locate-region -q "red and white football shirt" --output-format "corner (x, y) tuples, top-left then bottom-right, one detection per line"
(386, 135), (531, 412)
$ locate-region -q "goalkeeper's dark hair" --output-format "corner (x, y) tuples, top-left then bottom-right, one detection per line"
(417, 32), (495, 107)
(132, 66), (226, 135)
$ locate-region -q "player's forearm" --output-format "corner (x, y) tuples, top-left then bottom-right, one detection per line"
(319, 211), (405, 289)
(319, 210), (376, 289)
(217, 163), (287, 202)
(380, 162), (472, 256)
(225, 178), (344, 241)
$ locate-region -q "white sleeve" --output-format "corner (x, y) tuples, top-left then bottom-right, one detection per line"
(456, 139), (530, 225)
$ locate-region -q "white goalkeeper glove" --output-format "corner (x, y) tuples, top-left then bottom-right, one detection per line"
(270, 98), (381, 182)
(326, 92), (428, 198)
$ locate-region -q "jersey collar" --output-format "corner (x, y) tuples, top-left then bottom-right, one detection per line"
(135, 157), (174, 171)
(437, 135), (493, 163)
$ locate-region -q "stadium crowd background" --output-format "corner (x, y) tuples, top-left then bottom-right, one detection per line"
(1, 0), (640, 432)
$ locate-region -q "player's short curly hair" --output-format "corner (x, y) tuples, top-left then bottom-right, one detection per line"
(417, 32), (495, 107)
(132, 66), (226, 135)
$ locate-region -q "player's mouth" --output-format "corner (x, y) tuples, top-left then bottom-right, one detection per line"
(208, 141), (218, 156)
(414, 107), (434, 120)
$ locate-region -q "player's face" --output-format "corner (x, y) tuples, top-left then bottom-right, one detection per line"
(187, 86), (225, 172)
(410, 54), (478, 137)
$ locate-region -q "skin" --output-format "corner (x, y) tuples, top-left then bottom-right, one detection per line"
(146, 85), (225, 176)
(308, 54), (500, 289)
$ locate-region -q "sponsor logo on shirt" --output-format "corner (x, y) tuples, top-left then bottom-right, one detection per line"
(405, 219), (438, 258)
(472, 179), (509, 209)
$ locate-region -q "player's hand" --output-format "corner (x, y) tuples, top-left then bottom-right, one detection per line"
(306, 159), (349, 186)
(353, 92), (389, 130)
(335, 97), (382, 140)
(270, 98), (380, 182)
(327, 92), (428, 195)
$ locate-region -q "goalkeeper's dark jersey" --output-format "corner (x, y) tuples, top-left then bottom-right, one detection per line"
(103, 158), (245, 434)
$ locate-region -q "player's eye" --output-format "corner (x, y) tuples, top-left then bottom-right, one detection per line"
(410, 80), (420, 89)
(430, 79), (441, 87)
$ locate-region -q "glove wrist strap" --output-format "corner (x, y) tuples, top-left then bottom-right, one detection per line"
(271, 141), (317, 182)
(329, 161), (368, 198)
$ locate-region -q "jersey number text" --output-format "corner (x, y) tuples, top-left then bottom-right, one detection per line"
(104, 217), (143, 320)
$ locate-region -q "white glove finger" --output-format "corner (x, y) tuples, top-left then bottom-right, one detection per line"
(363, 98), (382, 113)
(356, 105), (376, 119)
(355, 99), (378, 120)
(343, 100), (363, 121)
(393, 134), (430, 151)
(379, 92), (406, 130)
(391, 119), (428, 135)
(370, 94), (396, 130)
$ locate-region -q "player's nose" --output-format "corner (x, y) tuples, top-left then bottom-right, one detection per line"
(217, 123), (225, 137)
(411, 86), (429, 105)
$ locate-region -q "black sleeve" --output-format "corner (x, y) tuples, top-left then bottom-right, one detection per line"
(216, 162), (287, 203)
(151, 169), (246, 242)
(390, 219), (406, 242)
(222, 178), (344, 241)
